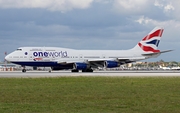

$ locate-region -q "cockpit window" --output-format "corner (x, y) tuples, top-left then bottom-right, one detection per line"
(16, 49), (22, 51)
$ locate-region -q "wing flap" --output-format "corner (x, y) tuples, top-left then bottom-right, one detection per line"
(57, 56), (147, 65)
(117, 56), (146, 64)
(57, 60), (84, 64)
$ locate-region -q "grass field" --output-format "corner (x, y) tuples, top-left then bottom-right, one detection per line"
(0, 76), (180, 113)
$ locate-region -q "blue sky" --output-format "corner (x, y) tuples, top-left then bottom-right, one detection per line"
(0, 0), (180, 62)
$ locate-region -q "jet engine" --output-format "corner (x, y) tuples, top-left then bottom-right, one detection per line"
(104, 61), (119, 68)
(74, 63), (88, 70)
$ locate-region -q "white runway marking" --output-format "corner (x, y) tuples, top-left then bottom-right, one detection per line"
(0, 71), (180, 78)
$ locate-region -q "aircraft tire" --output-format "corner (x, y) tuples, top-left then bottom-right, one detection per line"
(82, 68), (93, 72)
(22, 69), (26, 73)
(71, 69), (79, 72)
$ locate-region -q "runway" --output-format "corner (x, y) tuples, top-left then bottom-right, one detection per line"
(0, 70), (180, 78)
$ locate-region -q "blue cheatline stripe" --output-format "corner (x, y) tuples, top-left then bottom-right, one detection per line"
(11, 61), (73, 69)
(146, 39), (160, 47)
(156, 40), (160, 47)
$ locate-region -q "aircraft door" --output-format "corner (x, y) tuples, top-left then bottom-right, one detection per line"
(79, 54), (83, 59)
(29, 52), (34, 61)
(102, 54), (106, 59)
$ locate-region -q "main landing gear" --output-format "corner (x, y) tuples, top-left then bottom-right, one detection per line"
(82, 68), (93, 72)
(71, 68), (93, 72)
(71, 69), (79, 72)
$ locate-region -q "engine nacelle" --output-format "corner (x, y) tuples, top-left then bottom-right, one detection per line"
(74, 63), (88, 70)
(105, 61), (119, 68)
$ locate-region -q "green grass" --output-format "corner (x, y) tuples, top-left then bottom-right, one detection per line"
(0, 77), (180, 113)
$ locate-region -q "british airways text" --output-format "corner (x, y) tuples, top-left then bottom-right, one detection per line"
(33, 51), (68, 57)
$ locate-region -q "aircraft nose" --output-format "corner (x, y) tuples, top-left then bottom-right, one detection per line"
(5, 54), (11, 61)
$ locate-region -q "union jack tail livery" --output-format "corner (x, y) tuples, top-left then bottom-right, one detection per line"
(132, 27), (164, 53)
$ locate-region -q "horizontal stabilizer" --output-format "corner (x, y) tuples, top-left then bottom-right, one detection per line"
(159, 50), (173, 54)
(142, 50), (173, 56)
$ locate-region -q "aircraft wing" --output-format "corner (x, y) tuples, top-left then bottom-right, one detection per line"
(89, 57), (147, 68)
(88, 57), (146, 63)
(57, 49), (172, 65)
(57, 56), (147, 68)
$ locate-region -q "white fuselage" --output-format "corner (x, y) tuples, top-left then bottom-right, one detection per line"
(5, 47), (144, 63)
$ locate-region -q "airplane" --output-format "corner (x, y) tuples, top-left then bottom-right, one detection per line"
(171, 66), (180, 70)
(159, 65), (180, 70)
(5, 27), (172, 73)
(159, 65), (171, 70)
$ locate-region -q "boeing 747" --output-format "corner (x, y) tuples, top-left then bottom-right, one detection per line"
(5, 27), (171, 72)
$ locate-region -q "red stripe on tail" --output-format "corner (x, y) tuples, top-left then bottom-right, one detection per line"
(138, 43), (160, 53)
(142, 29), (163, 41)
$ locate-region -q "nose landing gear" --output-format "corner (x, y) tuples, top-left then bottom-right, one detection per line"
(22, 66), (26, 73)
